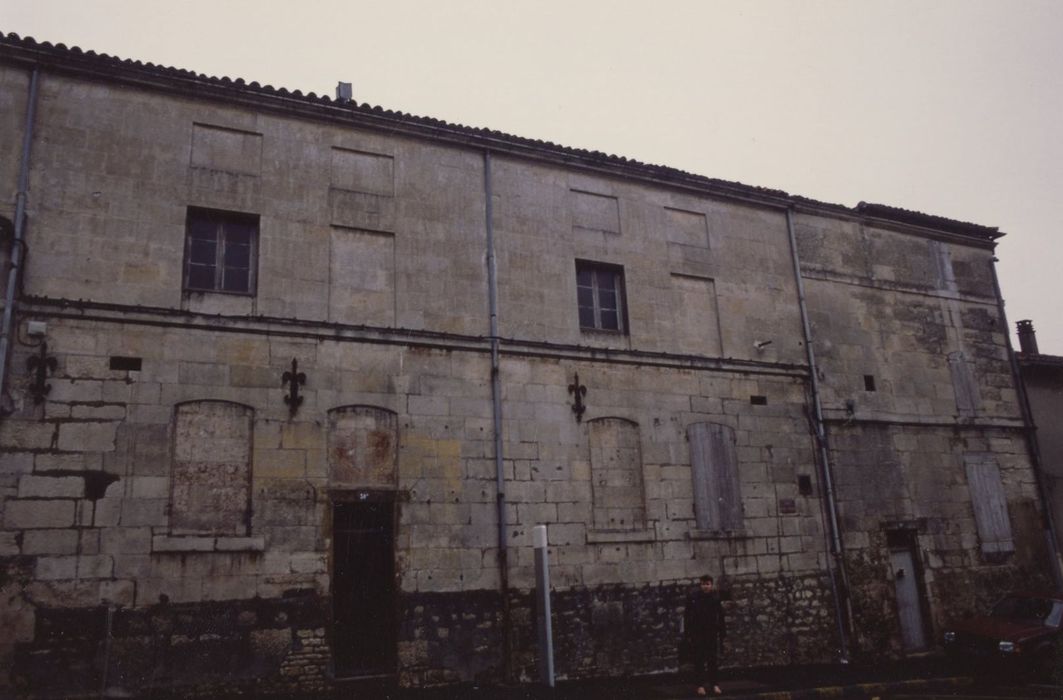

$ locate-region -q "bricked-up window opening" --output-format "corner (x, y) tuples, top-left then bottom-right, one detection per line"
(184, 207), (258, 294)
(964, 454), (1015, 560)
(688, 422), (743, 531)
(327, 405), (398, 487)
(576, 260), (626, 332)
(171, 401), (253, 535)
(864, 375), (876, 392)
(588, 418), (646, 530)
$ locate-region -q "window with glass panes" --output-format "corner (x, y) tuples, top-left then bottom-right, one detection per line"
(184, 208), (258, 294)
(576, 261), (626, 332)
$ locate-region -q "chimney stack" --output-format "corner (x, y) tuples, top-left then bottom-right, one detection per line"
(1016, 319), (1039, 355)
(336, 82), (353, 103)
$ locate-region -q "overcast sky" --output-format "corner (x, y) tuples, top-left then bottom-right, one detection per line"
(6, 1), (1062, 350)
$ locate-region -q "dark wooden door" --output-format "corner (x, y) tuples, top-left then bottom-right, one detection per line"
(332, 495), (396, 677)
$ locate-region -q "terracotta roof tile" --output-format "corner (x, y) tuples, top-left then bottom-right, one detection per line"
(0, 31), (1002, 242)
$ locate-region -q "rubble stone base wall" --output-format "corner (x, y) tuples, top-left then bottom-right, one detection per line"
(10, 592), (328, 697)
(401, 573), (838, 686)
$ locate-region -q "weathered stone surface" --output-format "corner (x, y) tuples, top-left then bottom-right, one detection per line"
(4, 499), (76, 529)
(17, 474), (84, 499)
(0, 38), (1048, 697)
(327, 405), (398, 486)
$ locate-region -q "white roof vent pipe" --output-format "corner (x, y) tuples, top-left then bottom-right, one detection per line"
(336, 82), (353, 103)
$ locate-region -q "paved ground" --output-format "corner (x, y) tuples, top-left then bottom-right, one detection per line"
(371, 656), (981, 700)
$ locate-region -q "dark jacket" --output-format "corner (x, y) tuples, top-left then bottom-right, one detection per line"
(683, 589), (726, 646)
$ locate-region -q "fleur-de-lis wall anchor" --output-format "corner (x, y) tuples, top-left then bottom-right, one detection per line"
(27, 342), (57, 404)
(568, 371), (587, 423)
(282, 358), (306, 417)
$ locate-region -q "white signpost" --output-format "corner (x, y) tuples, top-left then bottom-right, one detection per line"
(533, 524), (555, 688)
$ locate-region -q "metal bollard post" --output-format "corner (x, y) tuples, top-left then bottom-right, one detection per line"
(533, 524), (555, 688)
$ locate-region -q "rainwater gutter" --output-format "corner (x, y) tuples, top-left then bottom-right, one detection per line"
(0, 66), (40, 416)
(989, 262), (1063, 591)
(483, 150), (513, 679)
(784, 207), (852, 661)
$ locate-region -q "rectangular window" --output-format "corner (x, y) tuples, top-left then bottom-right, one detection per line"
(576, 261), (626, 332)
(184, 208), (258, 294)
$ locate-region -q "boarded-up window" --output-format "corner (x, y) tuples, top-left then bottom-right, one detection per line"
(965, 454), (1014, 558)
(688, 422), (743, 531)
(171, 401), (253, 535)
(328, 406), (398, 487)
(588, 418), (645, 530)
(571, 190), (620, 235)
(948, 351), (980, 415)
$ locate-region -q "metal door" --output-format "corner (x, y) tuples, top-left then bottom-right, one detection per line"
(890, 547), (928, 651)
(332, 494), (396, 677)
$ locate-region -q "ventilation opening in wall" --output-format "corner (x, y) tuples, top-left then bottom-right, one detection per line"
(109, 356), (143, 371)
(750, 395), (767, 405)
(864, 375), (876, 392)
(798, 475), (813, 496)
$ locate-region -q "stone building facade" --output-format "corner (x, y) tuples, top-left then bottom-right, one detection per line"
(1016, 320), (1063, 560)
(0, 33), (1059, 696)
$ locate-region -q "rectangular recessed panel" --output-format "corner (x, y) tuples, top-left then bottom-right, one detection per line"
(329, 228), (396, 326)
(672, 274), (722, 355)
(329, 189), (396, 232)
(331, 148), (394, 196)
(571, 190), (620, 234)
(190, 123), (262, 175)
(665, 207), (709, 248)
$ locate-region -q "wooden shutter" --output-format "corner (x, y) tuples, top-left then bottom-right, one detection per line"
(964, 454), (1014, 556)
(688, 422), (742, 531)
(948, 351), (979, 415)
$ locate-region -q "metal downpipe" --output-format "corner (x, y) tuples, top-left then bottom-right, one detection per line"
(483, 150), (513, 679)
(785, 207), (852, 661)
(0, 67), (40, 414)
(989, 262), (1063, 591)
